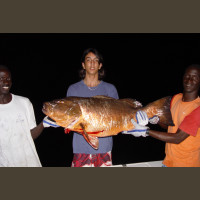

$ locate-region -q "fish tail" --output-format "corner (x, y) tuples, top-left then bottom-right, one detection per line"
(142, 96), (174, 126)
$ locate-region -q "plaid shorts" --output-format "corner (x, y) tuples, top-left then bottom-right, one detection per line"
(71, 151), (112, 167)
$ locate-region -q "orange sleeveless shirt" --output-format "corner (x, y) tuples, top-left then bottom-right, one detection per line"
(163, 93), (200, 167)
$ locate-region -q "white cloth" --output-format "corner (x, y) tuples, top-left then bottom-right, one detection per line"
(0, 94), (42, 167)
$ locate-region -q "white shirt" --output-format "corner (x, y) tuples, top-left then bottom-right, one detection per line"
(0, 94), (42, 167)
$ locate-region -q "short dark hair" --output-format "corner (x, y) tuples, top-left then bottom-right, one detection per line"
(186, 64), (200, 75)
(187, 64), (200, 69)
(79, 48), (105, 80)
(0, 65), (10, 72)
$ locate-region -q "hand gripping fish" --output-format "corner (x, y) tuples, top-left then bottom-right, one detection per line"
(42, 95), (174, 149)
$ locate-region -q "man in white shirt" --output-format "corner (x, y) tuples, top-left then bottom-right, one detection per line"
(0, 65), (57, 167)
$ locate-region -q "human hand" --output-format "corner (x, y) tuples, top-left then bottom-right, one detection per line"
(122, 118), (149, 137)
(43, 116), (60, 128)
(134, 100), (143, 108)
(136, 110), (149, 126)
(149, 115), (160, 124)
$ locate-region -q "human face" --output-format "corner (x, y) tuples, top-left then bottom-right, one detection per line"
(0, 69), (12, 95)
(82, 52), (102, 76)
(183, 67), (200, 93)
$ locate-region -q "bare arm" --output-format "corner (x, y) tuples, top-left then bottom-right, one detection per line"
(31, 122), (44, 140)
(148, 128), (189, 144)
(157, 121), (168, 130)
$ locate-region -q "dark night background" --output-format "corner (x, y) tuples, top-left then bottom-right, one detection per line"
(1, 33), (200, 167)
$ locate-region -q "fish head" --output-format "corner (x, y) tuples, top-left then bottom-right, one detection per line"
(42, 98), (81, 128)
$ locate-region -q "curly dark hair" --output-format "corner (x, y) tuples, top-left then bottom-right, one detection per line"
(79, 48), (105, 80)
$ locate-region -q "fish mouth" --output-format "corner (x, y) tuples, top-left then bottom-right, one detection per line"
(42, 106), (47, 115)
(42, 103), (52, 116)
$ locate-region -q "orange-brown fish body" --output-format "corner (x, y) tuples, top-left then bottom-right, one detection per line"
(42, 95), (174, 149)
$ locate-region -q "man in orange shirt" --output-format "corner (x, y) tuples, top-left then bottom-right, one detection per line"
(131, 64), (200, 167)
(179, 105), (200, 137)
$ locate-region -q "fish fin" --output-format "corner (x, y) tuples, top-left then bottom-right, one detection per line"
(142, 96), (175, 126)
(64, 128), (71, 134)
(80, 123), (99, 149)
(92, 95), (114, 100)
(120, 99), (143, 108)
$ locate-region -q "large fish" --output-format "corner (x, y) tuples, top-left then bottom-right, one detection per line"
(42, 95), (174, 149)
